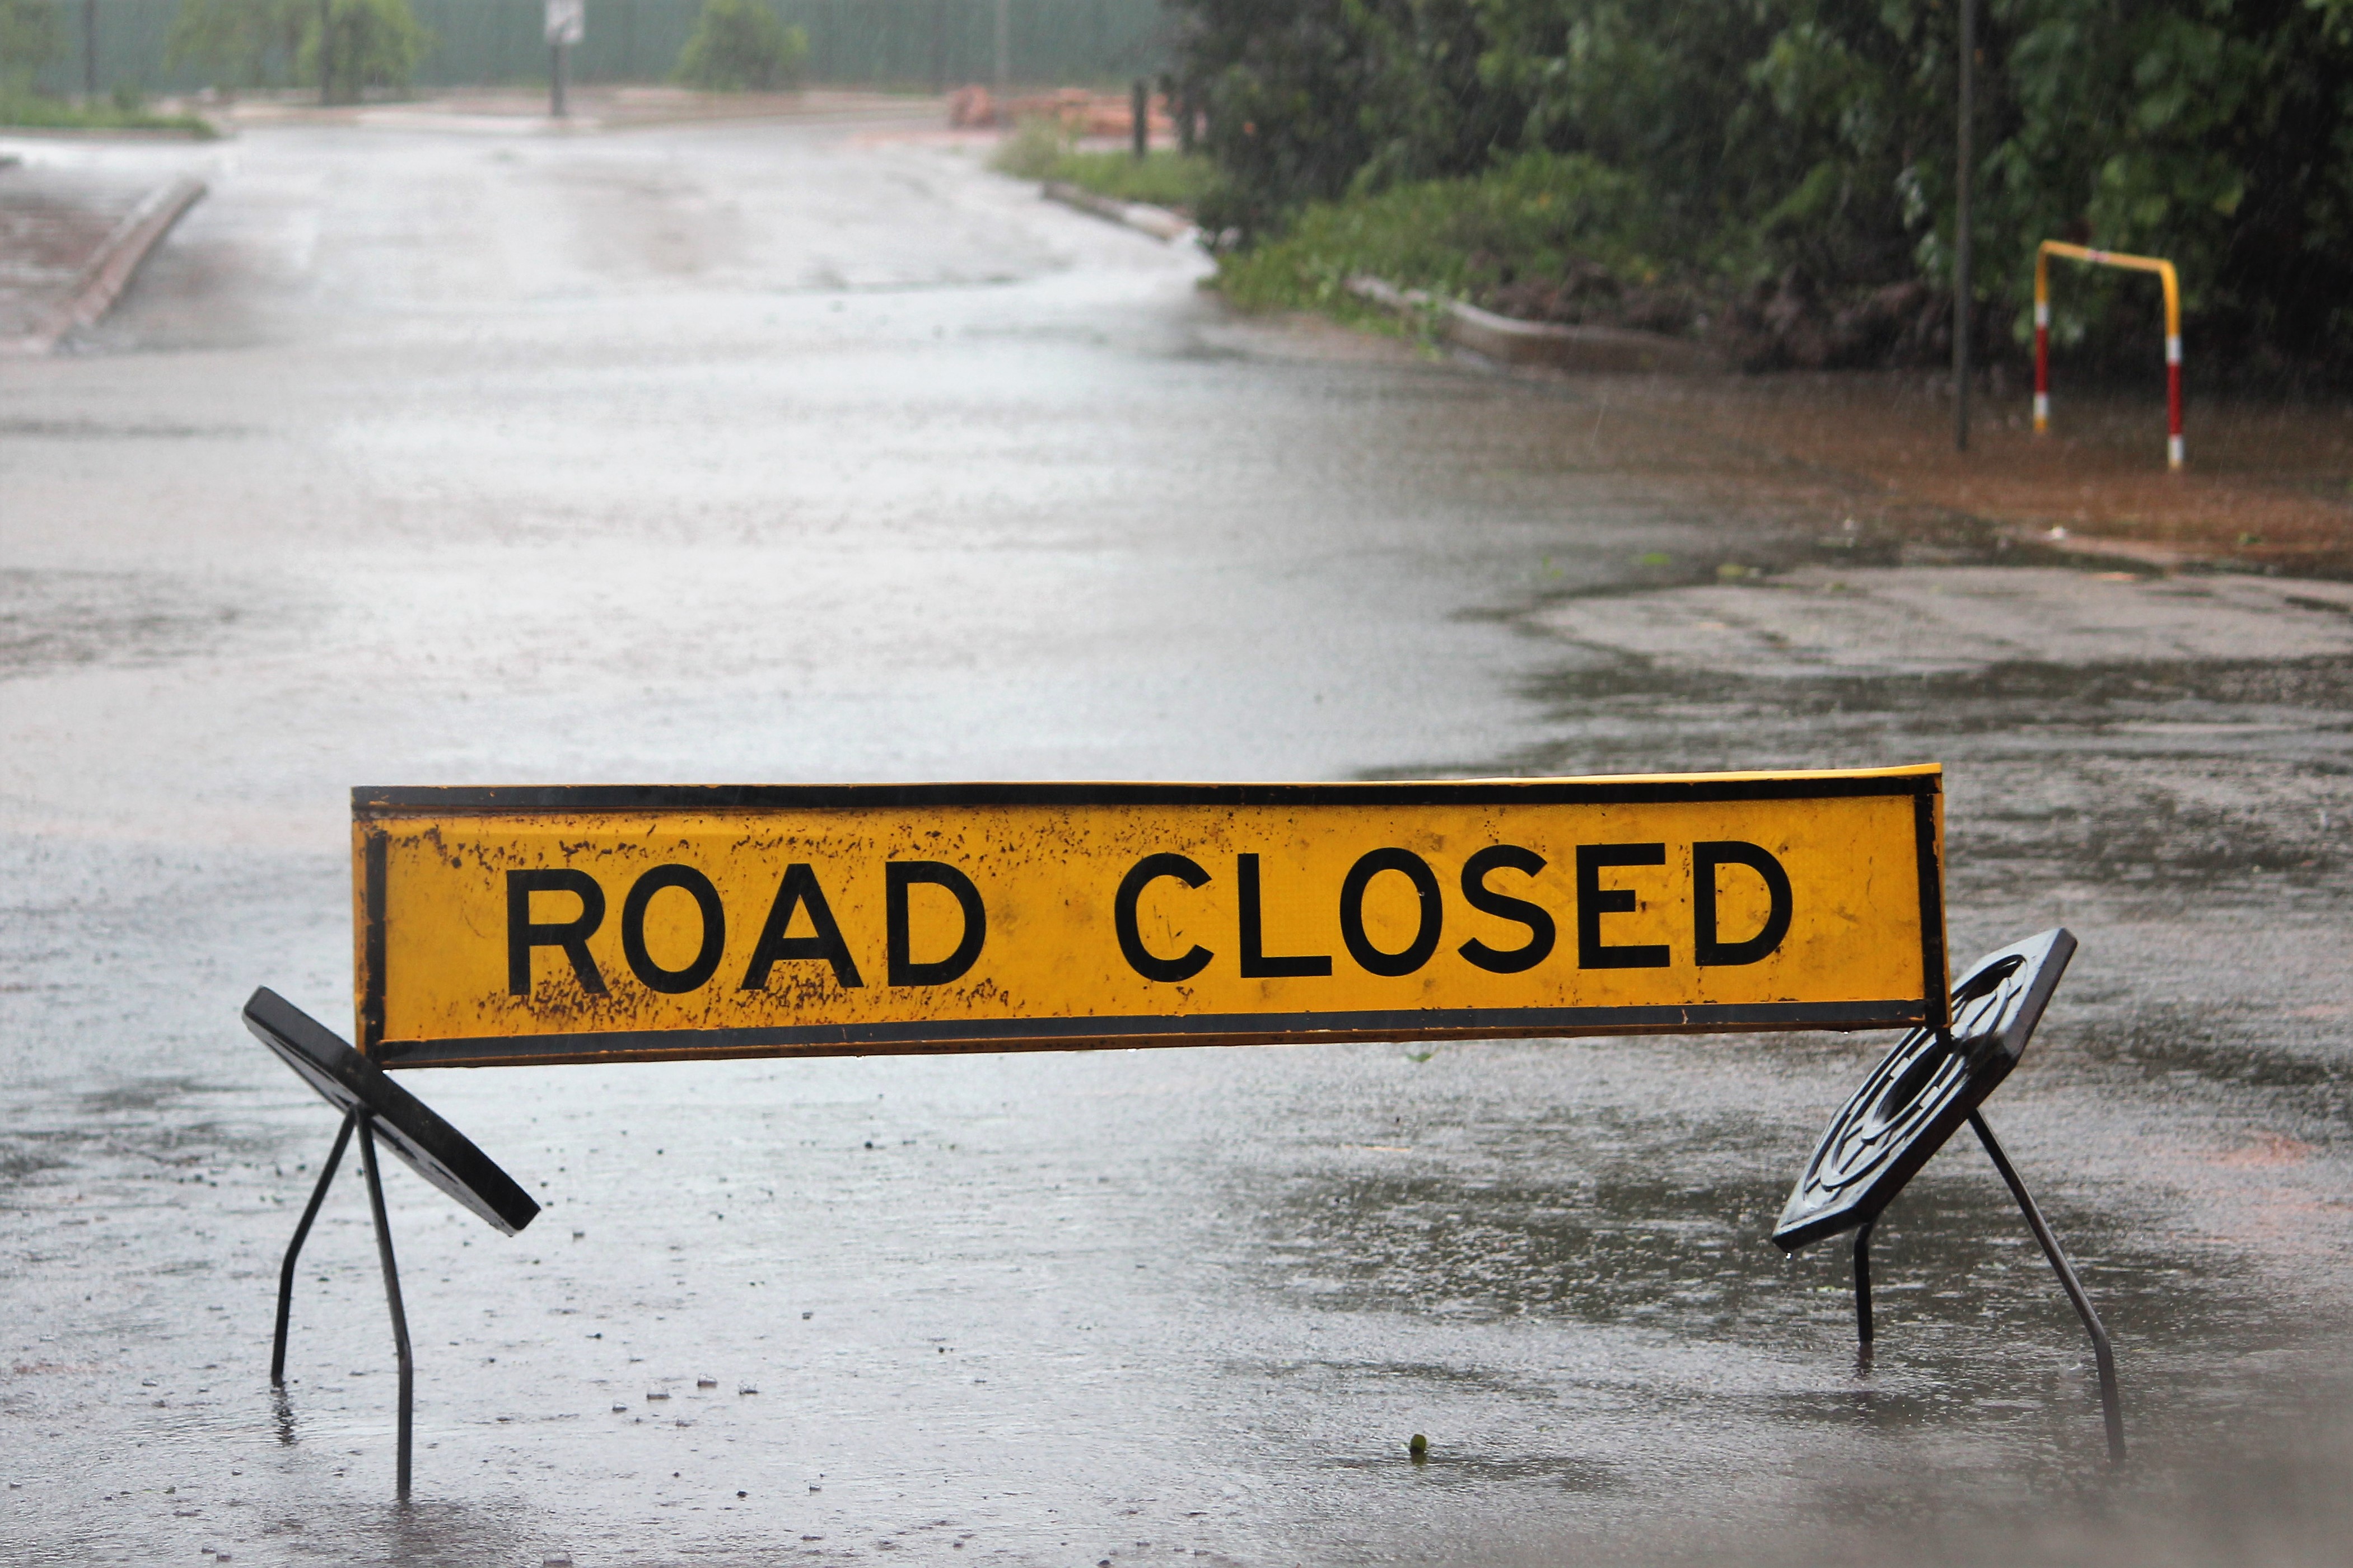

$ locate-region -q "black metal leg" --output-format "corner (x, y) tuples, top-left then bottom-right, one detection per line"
(356, 1115), (415, 1499)
(273, 1111), (356, 1386)
(1968, 1111), (2125, 1463)
(1852, 1218), (1876, 1347)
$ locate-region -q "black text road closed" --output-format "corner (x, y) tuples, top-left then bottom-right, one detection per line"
(352, 767), (1948, 1066)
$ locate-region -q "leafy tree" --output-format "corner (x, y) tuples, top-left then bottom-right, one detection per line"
(1170, 0), (2353, 370)
(0, 0), (62, 91)
(1173, 0), (1521, 236)
(300, 0), (429, 104)
(676, 0), (809, 92)
(166, 0), (311, 90)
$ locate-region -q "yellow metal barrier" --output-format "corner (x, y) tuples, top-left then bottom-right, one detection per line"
(2033, 241), (2183, 470)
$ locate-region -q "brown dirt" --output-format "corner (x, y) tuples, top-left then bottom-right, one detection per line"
(1605, 371), (2353, 574)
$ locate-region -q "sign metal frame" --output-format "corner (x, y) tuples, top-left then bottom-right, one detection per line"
(244, 988), (540, 1499)
(243, 766), (2144, 1492)
(1770, 929), (2123, 1462)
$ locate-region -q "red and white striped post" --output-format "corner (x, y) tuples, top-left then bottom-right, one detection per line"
(2165, 326), (2183, 469)
(2033, 241), (2183, 471)
(2033, 296), (2050, 433)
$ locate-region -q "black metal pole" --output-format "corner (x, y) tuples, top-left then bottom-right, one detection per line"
(82, 0), (96, 100)
(318, 0), (332, 106)
(1852, 1218), (1876, 1346)
(1968, 1111), (2125, 1463)
(1954, 0), (1974, 452)
(550, 41), (568, 118)
(272, 1111), (357, 1387)
(356, 1116), (415, 1499)
(1131, 77), (1147, 158)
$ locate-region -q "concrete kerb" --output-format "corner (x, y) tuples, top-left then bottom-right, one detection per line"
(1041, 180), (1196, 244)
(6, 172), (207, 356)
(1346, 273), (1724, 375)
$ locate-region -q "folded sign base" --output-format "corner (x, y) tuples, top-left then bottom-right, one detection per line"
(1776, 929), (2123, 1462)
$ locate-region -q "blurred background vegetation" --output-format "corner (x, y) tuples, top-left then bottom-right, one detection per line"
(4, 0), (1166, 101)
(6, 0), (2346, 378)
(991, 110), (1214, 209)
(1168, 0), (2353, 379)
(674, 0), (806, 90)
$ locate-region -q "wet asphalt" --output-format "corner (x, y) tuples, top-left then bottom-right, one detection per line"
(3, 111), (2351, 1567)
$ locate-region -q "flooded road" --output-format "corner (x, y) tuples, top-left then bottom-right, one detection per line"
(3, 110), (2351, 1566)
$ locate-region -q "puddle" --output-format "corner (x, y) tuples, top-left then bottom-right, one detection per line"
(1441, 564), (2353, 898)
(1323, 1449), (1622, 1490)
(0, 570), (254, 681)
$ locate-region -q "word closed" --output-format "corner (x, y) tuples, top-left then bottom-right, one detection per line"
(353, 769), (1948, 1066)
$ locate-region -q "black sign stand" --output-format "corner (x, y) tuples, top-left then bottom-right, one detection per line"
(1851, 1217), (1876, 1347)
(1777, 930), (2124, 1462)
(245, 989), (538, 1500)
(1968, 1109), (2125, 1460)
(270, 1112), (353, 1389)
(355, 1115), (418, 1496)
(239, 931), (2121, 1495)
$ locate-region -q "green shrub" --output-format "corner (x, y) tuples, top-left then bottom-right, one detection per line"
(675, 0), (808, 92)
(990, 114), (1072, 179)
(166, 0), (311, 90)
(0, 0), (61, 91)
(1173, 0), (2353, 373)
(299, 0), (429, 104)
(992, 119), (1217, 212)
(1046, 149), (1216, 211)
(0, 86), (217, 133)
(1215, 151), (1660, 312)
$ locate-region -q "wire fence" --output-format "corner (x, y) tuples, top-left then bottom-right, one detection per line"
(31, 0), (1169, 96)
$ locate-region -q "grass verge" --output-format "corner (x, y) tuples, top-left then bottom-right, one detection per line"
(1212, 152), (2012, 375)
(991, 117), (1212, 213)
(1212, 152), (1700, 329)
(0, 91), (219, 137)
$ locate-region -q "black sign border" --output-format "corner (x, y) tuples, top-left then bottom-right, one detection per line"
(354, 772), (1948, 1067)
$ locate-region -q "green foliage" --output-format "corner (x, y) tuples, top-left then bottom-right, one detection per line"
(991, 114), (1073, 178)
(1169, 0), (2353, 370)
(166, 0), (311, 90)
(675, 0), (808, 92)
(1215, 149), (1656, 310)
(299, 0), (429, 103)
(1046, 149), (1217, 210)
(0, 87), (218, 133)
(0, 0), (60, 90)
(992, 120), (1218, 210)
(1171, 0), (1524, 237)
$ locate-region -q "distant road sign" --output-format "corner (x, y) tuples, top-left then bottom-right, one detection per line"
(351, 767), (1949, 1068)
(545, 0), (584, 46)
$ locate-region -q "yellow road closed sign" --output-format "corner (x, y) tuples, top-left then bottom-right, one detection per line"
(352, 767), (1948, 1067)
